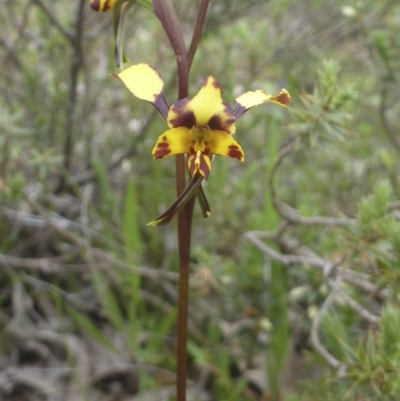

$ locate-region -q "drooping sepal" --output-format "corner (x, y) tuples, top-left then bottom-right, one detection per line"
(148, 172), (207, 226)
(233, 89), (291, 119)
(196, 185), (212, 218)
(116, 64), (170, 118)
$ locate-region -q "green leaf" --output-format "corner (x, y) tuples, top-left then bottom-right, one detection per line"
(66, 305), (118, 353)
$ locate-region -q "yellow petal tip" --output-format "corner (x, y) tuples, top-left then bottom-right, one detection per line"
(147, 220), (159, 227)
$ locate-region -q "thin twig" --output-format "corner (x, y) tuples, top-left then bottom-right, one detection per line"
(268, 135), (353, 227)
(245, 230), (387, 302)
(57, 0), (86, 192)
(243, 231), (337, 273)
(310, 283), (347, 376)
(274, 201), (352, 227)
(24, 196), (179, 282)
(31, 0), (73, 43)
(1, 205), (101, 236)
(328, 279), (381, 324)
(338, 267), (387, 297)
(268, 135), (298, 206)
(0, 253), (74, 274)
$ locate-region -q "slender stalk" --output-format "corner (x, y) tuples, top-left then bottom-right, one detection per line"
(176, 193), (190, 401)
(56, 0), (86, 192)
(187, 0), (210, 69)
(152, 2), (210, 398)
(153, 1), (189, 398)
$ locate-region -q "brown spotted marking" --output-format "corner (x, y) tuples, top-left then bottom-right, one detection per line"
(228, 144), (244, 161)
(153, 142), (171, 159)
(272, 90), (291, 106)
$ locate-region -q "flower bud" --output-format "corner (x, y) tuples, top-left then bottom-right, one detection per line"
(90, 0), (116, 12)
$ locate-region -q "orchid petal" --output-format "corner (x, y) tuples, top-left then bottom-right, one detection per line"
(208, 130), (244, 161)
(117, 64), (169, 118)
(152, 127), (191, 159)
(233, 89), (291, 119)
(168, 76), (236, 134)
(196, 185), (212, 218)
(148, 173), (206, 226)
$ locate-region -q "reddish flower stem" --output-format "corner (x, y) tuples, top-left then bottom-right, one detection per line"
(175, 53), (190, 401)
(176, 2), (210, 399)
(153, 1), (189, 399)
(152, 2), (210, 399)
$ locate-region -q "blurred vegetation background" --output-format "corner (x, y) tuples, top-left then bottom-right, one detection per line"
(1, 0), (400, 400)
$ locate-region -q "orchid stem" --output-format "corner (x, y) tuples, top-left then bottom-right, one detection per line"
(175, 155), (190, 401)
(153, 1), (190, 398)
(153, 1), (210, 399)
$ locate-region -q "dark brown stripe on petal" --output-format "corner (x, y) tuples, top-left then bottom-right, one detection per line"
(228, 144), (244, 161)
(153, 142), (171, 159)
(187, 153), (197, 177)
(168, 98), (196, 128)
(198, 153), (211, 179)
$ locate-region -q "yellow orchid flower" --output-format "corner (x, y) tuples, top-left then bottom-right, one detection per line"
(117, 63), (290, 180)
(116, 63), (290, 225)
(90, 0), (117, 12)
